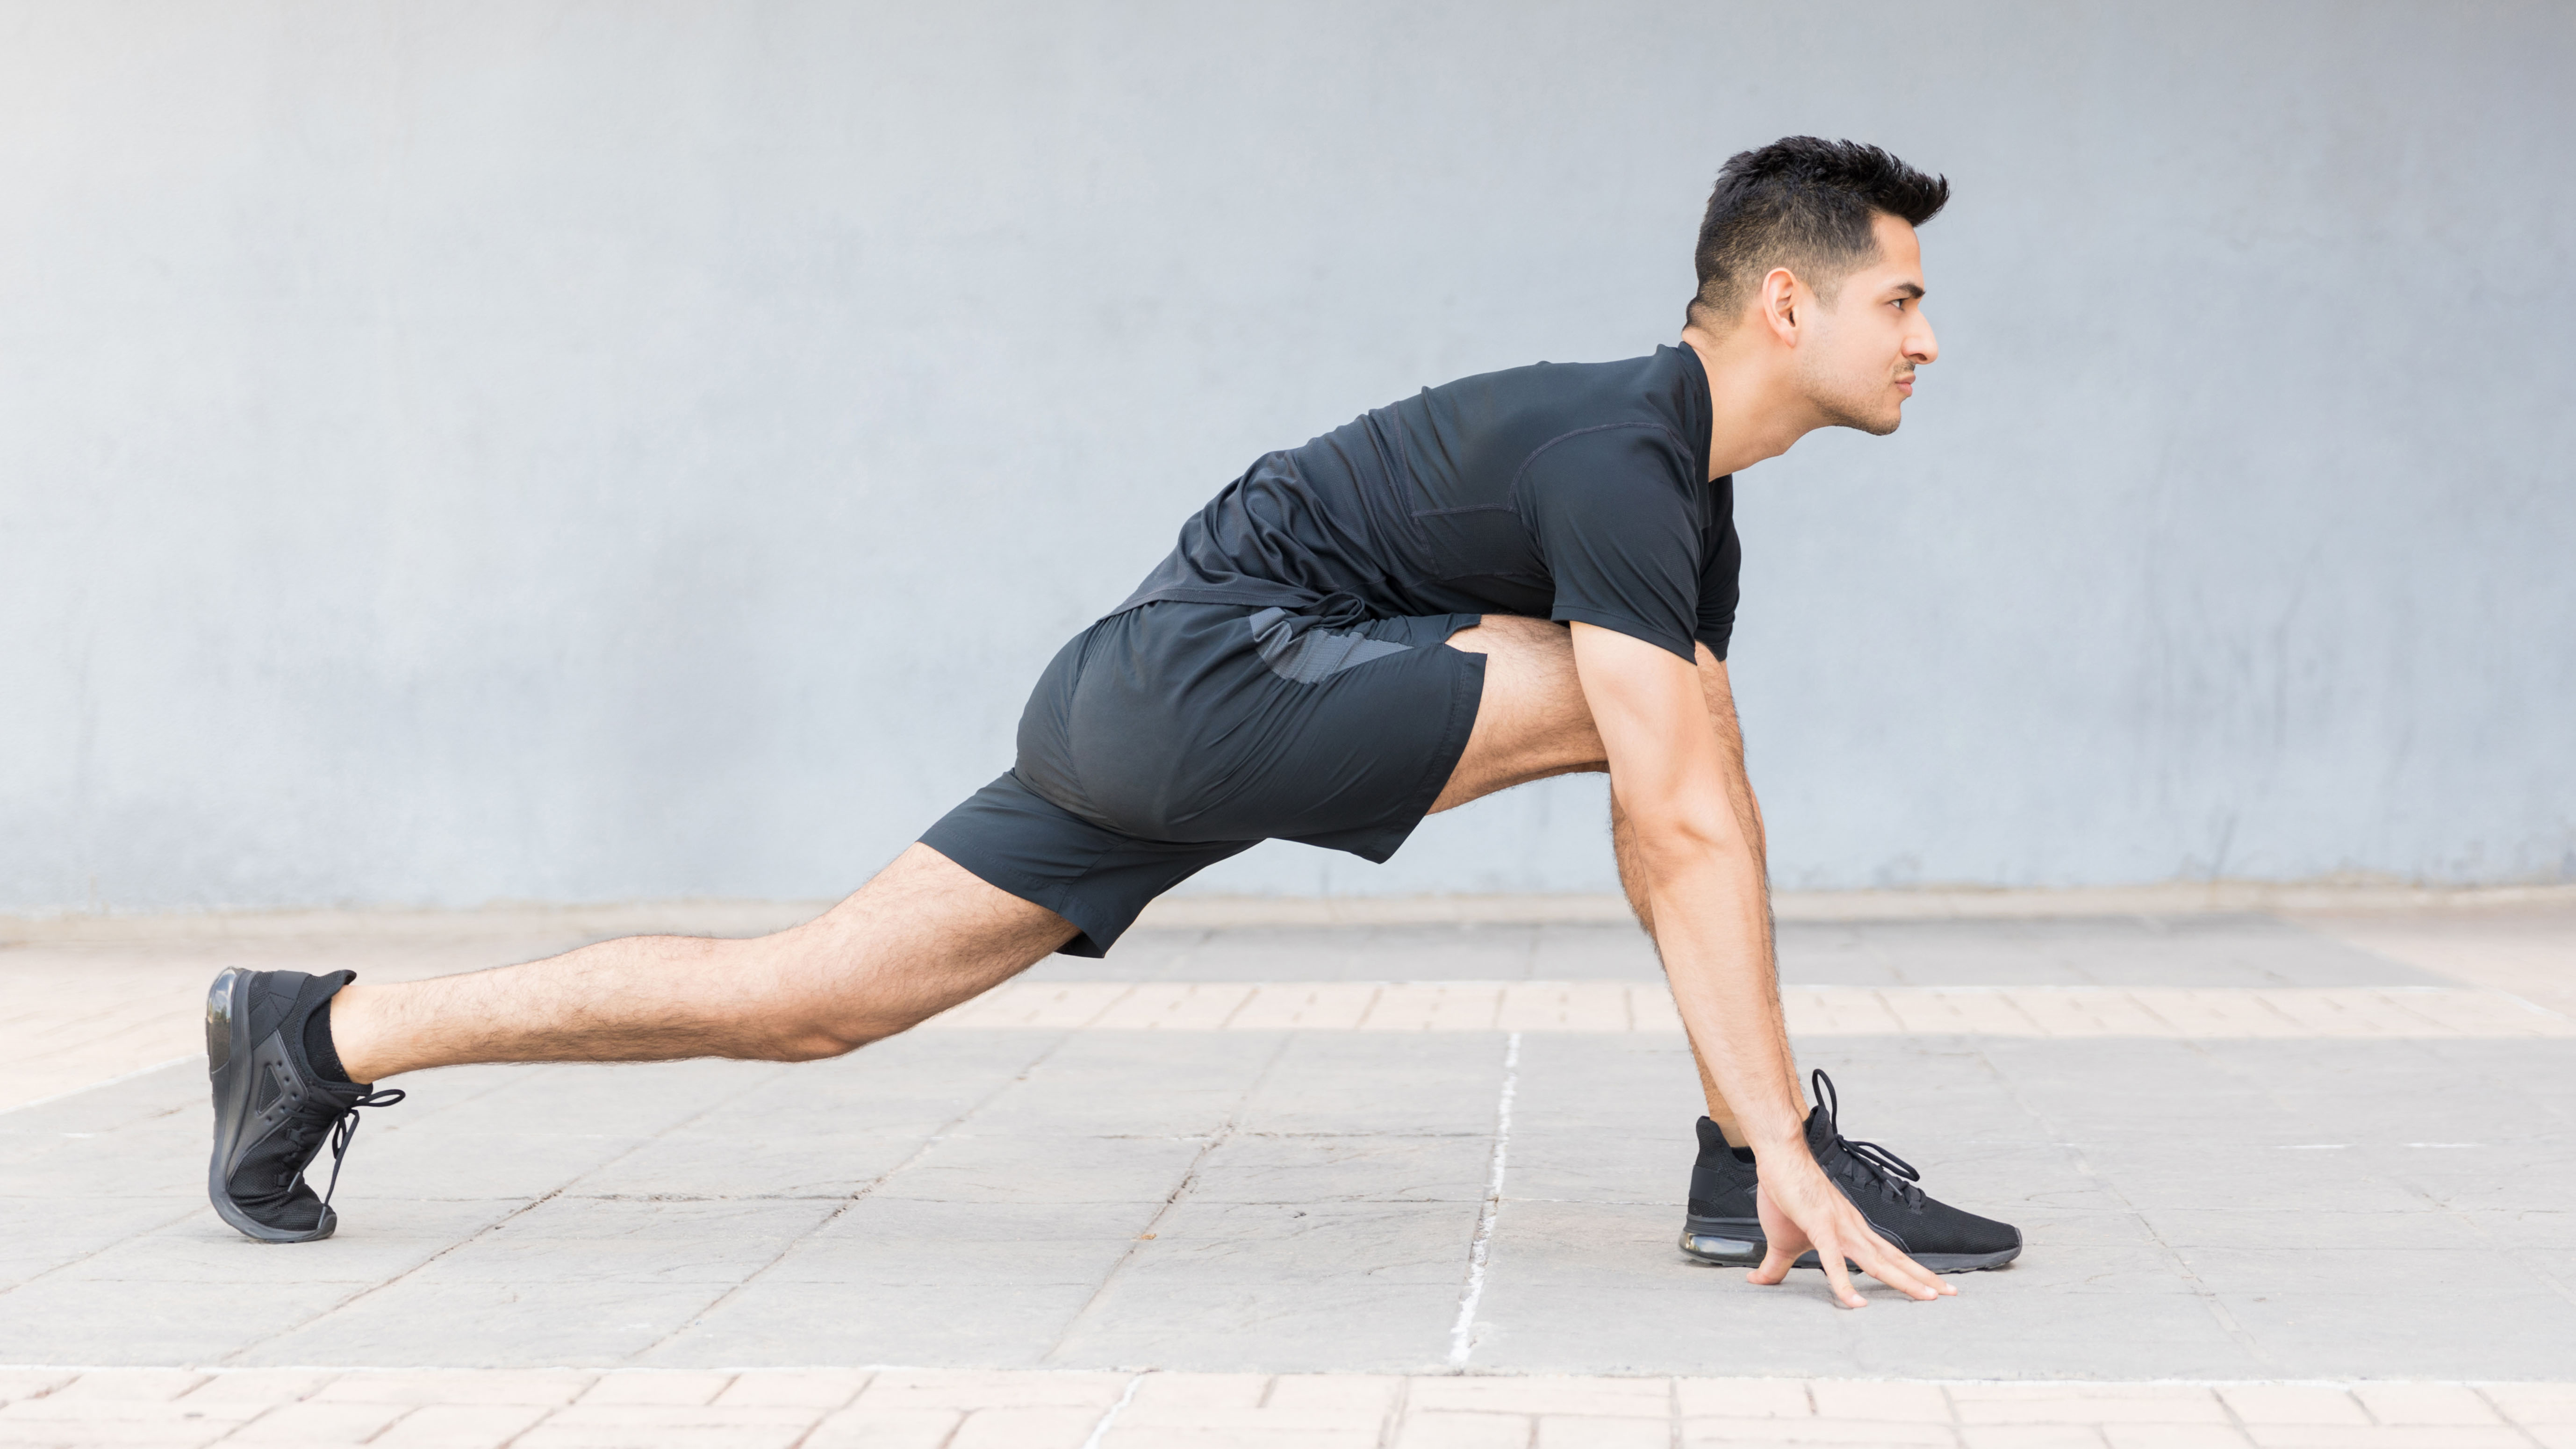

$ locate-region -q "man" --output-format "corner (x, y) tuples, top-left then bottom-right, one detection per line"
(206, 136), (2019, 1309)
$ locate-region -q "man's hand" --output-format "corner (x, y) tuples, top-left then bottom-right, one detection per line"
(1569, 621), (1952, 1308)
(1751, 1150), (1955, 1307)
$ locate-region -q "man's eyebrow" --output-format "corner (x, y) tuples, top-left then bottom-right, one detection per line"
(1887, 281), (1926, 300)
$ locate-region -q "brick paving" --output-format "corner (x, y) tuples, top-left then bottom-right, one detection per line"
(4, 1367), (2573, 1448)
(926, 980), (2571, 1037)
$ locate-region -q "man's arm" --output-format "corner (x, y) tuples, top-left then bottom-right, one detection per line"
(1570, 621), (1950, 1307)
(1612, 642), (1770, 938)
(1609, 646), (1778, 1147)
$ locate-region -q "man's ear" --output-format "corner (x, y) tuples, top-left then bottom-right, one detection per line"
(1759, 266), (1803, 346)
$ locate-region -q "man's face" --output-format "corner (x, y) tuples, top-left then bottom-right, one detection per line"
(1796, 213), (1938, 436)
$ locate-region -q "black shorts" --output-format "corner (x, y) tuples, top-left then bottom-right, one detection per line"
(921, 600), (1485, 956)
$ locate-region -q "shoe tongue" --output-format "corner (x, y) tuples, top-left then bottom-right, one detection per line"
(1803, 1104), (1836, 1157)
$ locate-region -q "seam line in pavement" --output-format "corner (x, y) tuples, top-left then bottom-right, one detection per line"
(0, 1053), (194, 1117)
(640, 1028), (1085, 1363)
(1040, 1032), (1301, 1366)
(1447, 1030), (1521, 1370)
(208, 1058), (799, 1367)
(0, 1201), (208, 1310)
(1983, 1033), (2283, 1374)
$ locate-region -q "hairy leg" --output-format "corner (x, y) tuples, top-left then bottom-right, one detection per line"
(330, 845), (1075, 1082)
(1429, 615), (1607, 811)
(1436, 617), (1748, 1138)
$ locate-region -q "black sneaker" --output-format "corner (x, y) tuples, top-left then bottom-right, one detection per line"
(1678, 1069), (2022, 1273)
(1679, 1113), (1767, 1266)
(206, 968), (404, 1243)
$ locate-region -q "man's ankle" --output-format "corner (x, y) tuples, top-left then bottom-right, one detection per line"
(323, 982), (403, 1084)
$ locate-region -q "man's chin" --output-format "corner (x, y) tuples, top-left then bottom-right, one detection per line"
(1824, 405), (1903, 438)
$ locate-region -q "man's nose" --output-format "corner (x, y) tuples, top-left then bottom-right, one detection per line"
(1909, 318), (1939, 366)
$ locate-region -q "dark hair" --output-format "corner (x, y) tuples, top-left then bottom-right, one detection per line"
(1687, 137), (1948, 327)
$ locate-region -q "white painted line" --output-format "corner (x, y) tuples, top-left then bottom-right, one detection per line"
(1078, 1370), (1146, 1449)
(1447, 1030), (1521, 1370)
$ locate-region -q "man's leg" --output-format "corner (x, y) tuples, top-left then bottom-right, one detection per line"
(330, 844), (1076, 1082)
(1433, 616), (1751, 1143)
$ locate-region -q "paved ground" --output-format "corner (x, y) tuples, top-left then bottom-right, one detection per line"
(2, 904), (2571, 1446)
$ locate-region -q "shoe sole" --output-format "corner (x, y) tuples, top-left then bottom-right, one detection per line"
(206, 968), (337, 1244)
(1679, 1218), (2020, 1274)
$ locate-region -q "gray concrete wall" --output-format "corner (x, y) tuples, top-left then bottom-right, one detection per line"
(4, 0), (2570, 912)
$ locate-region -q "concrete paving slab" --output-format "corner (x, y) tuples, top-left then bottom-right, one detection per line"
(1039, 917), (2452, 990)
(240, 1277), (737, 1369)
(9, 1025), (2576, 1379)
(643, 1279), (1107, 1368)
(2457, 1208), (2576, 1248)
(1046, 1278), (1462, 1373)
(1488, 1275), (2268, 1380)
(2207, 1284), (2576, 1380)
(760, 1200), (1154, 1287)
(0, 1273), (368, 1366)
(399, 1199), (843, 1285)
(1104, 1201), (1480, 1287)
(2, 911), (2571, 1403)
(55, 1206), (509, 1287)
(869, 1132), (1212, 1206)
(1185, 1132), (1495, 1205)
(560, 1132), (928, 1201)
(1232, 1035), (1507, 1138)
(0, 1201), (206, 1292)
(959, 1030), (1291, 1136)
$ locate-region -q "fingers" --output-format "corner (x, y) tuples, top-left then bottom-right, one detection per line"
(1852, 1235), (1952, 1301)
(1746, 1165), (1959, 1308)
(1814, 1230), (1870, 1309)
(1819, 1199), (1947, 1302)
(1745, 1236), (1797, 1286)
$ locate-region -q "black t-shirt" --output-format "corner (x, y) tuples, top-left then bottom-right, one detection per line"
(1114, 344), (1738, 662)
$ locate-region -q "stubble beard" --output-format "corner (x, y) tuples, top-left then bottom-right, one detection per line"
(1805, 372), (1906, 437)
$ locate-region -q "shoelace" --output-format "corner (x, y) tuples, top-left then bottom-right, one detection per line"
(271, 1080), (406, 1205)
(1809, 1069), (1925, 1209)
(316, 1089), (405, 1208)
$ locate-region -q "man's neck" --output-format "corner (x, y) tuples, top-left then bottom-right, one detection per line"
(1680, 324), (1818, 481)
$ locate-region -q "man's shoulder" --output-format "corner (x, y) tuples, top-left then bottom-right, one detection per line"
(1408, 344), (1707, 476)
(1417, 344), (1693, 419)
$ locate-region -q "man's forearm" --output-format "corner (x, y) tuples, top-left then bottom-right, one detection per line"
(1574, 624), (1946, 1301)
(1612, 662), (1796, 1142)
(1633, 823), (1804, 1149)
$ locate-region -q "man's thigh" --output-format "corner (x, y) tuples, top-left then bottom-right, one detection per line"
(1431, 615), (1606, 813)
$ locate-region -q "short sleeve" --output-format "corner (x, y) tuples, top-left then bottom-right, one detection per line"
(1694, 475), (1741, 660)
(1517, 425), (1706, 662)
